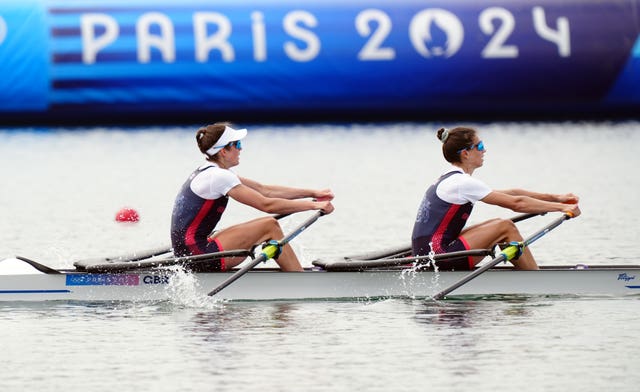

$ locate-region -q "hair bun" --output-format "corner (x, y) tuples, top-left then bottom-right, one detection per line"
(438, 128), (449, 143)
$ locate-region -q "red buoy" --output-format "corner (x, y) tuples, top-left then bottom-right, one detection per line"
(115, 207), (140, 223)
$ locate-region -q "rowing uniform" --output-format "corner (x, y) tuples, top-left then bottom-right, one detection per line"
(170, 163), (241, 270)
(411, 167), (491, 270)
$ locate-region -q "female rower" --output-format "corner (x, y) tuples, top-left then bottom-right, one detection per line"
(171, 122), (334, 272)
(411, 126), (581, 270)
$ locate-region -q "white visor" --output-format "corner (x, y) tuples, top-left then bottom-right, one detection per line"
(205, 126), (248, 156)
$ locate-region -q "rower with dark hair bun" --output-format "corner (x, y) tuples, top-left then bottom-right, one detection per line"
(412, 126), (581, 270)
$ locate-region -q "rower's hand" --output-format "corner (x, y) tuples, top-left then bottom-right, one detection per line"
(316, 200), (335, 215)
(563, 203), (581, 218)
(558, 193), (579, 204)
(313, 189), (334, 202)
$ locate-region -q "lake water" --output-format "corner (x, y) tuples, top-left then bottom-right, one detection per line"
(0, 122), (639, 391)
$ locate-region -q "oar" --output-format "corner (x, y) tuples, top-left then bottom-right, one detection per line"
(73, 246), (173, 268)
(75, 213), (293, 269)
(14, 256), (62, 274)
(82, 249), (253, 273)
(208, 211), (324, 296)
(432, 212), (573, 300)
(315, 212), (545, 272)
(314, 249), (495, 271)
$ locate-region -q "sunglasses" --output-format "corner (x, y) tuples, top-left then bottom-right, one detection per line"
(226, 140), (242, 150)
(457, 140), (485, 154)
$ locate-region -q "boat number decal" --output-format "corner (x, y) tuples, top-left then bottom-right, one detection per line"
(66, 274), (140, 286)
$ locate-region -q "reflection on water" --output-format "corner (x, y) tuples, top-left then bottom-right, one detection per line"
(415, 300), (479, 328)
(413, 296), (537, 328)
(190, 302), (297, 335)
(1, 296), (639, 391)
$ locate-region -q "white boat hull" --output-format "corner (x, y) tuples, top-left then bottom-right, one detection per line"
(1, 266), (639, 302)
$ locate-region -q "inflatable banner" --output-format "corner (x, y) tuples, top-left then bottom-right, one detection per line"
(1, 0), (639, 123)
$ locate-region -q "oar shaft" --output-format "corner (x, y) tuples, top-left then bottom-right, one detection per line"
(208, 211), (323, 296)
(278, 211), (323, 247)
(523, 215), (567, 245)
(432, 213), (571, 300)
(208, 254), (269, 296)
(432, 254), (507, 300)
(83, 249), (252, 273)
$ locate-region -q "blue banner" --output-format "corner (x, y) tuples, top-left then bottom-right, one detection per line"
(1, 0), (639, 121)
(0, 0), (48, 111)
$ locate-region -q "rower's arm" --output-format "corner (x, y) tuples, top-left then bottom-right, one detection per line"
(497, 188), (579, 204)
(239, 176), (333, 200)
(482, 191), (580, 217)
(228, 183), (332, 215)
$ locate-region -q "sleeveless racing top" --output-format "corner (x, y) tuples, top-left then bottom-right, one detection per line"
(411, 171), (474, 255)
(171, 166), (229, 256)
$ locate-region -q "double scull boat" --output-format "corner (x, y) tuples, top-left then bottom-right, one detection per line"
(2, 213), (637, 302)
(0, 250), (638, 302)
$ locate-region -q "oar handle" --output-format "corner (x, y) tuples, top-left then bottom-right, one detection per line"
(510, 212), (546, 223)
(208, 211), (324, 296)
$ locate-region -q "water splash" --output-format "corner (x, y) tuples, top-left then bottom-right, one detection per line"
(164, 266), (225, 309)
(399, 242), (441, 298)
(427, 244), (441, 290)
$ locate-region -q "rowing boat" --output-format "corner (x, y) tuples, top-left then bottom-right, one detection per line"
(0, 252), (638, 302)
(2, 213), (637, 302)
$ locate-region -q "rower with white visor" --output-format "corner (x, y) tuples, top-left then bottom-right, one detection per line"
(170, 122), (334, 271)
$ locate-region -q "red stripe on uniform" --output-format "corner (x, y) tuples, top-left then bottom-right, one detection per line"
(431, 204), (461, 253)
(211, 237), (226, 270)
(458, 235), (475, 269)
(184, 200), (215, 255)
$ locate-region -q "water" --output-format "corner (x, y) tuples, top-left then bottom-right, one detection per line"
(1, 122), (639, 391)
(0, 297), (636, 392)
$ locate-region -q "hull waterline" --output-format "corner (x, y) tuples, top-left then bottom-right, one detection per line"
(1, 266), (639, 302)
